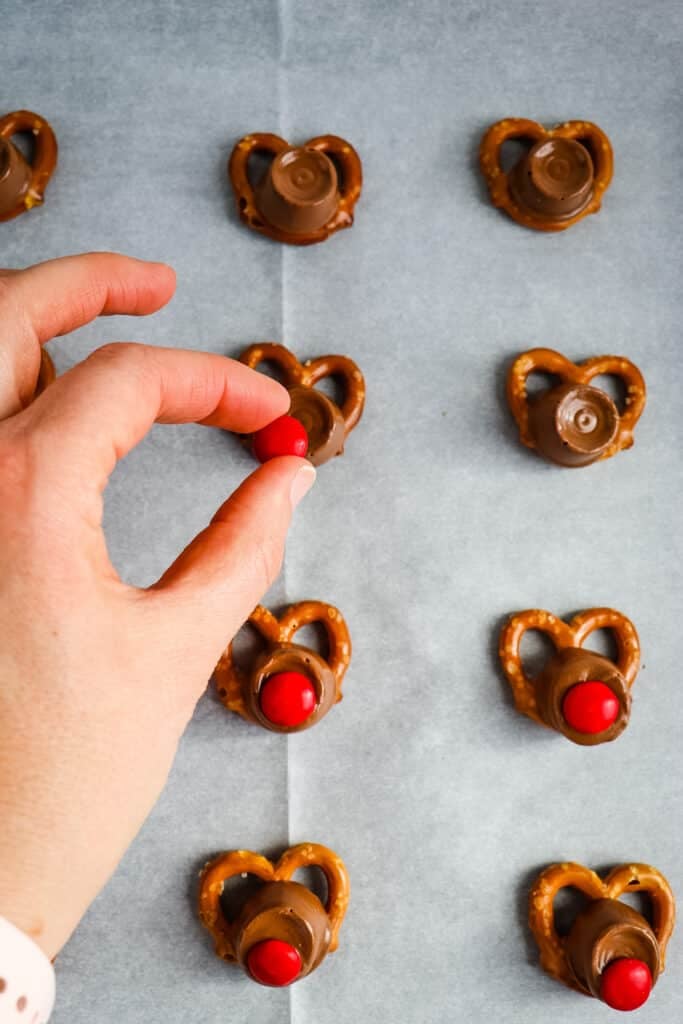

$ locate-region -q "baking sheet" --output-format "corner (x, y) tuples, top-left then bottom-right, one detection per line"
(2, 1), (682, 1021)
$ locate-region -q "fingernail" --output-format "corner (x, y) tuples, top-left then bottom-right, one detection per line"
(290, 463), (316, 509)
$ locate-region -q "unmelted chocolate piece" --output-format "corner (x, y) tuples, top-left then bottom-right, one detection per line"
(479, 118), (613, 231)
(506, 348), (647, 467)
(239, 343), (365, 467)
(214, 602), (352, 734)
(565, 899), (660, 1000)
(0, 111), (58, 222)
(233, 881), (332, 982)
(535, 648), (631, 745)
(228, 133), (362, 245)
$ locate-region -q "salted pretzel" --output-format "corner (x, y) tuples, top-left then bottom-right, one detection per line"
(499, 608), (640, 744)
(214, 601), (351, 732)
(240, 342), (365, 467)
(198, 843), (350, 985)
(0, 110), (58, 222)
(507, 348), (646, 466)
(479, 118), (613, 231)
(228, 132), (362, 245)
(529, 862), (675, 1003)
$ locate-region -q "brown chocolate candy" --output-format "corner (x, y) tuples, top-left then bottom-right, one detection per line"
(529, 862), (675, 1007)
(213, 601), (351, 733)
(0, 110), (57, 222)
(240, 342), (365, 466)
(507, 348), (646, 467)
(479, 118), (613, 231)
(198, 844), (350, 986)
(228, 133), (362, 245)
(499, 607), (640, 745)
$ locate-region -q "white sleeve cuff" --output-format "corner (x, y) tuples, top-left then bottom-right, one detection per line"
(0, 916), (55, 1023)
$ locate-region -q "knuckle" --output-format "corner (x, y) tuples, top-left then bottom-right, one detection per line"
(252, 535), (284, 590)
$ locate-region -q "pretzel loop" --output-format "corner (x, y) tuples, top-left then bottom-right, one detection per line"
(555, 121), (614, 201)
(479, 118), (546, 207)
(506, 348), (647, 459)
(0, 110), (57, 219)
(306, 135), (363, 219)
(278, 600), (352, 690)
(569, 608), (640, 687)
(198, 844), (350, 960)
(499, 610), (574, 723)
(529, 862), (675, 991)
(227, 133), (288, 226)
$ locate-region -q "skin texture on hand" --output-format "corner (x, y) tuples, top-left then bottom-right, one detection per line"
(0, 253), (316, 960)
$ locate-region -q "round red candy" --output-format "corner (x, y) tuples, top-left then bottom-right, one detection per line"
(247, 939), (302, 987)
(600, 958), (652, 1011)
(259, 671), (317, 727)
(252, 415), (308, 463)
(561, 680), (620, 735)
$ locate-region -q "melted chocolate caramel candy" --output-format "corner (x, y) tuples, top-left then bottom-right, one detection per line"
(0, 137), (32, 218)
(243, 642), (337, 733)
(288, 386), (346, 465)
(527, 382), (619, 467)
(534, 647), (631, 745)
(565, 898), (659, 1003)
(510, 137), (594, 222)
(256, 147), (339, 236)
(234, 881), (332, 986)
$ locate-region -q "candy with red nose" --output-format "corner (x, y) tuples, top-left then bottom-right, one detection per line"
(600, 958), (653, 1011)
(247, 939), (302, 987)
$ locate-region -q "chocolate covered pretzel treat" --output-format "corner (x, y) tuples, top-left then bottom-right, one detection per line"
(479, 118), (613, 231)
(214, 602), (351, 733)
(240, 343), (365, 466)
(228, 133), (362, 245)
(0, 110), (57, 222)
(507, 348), (646, 467)
(530, 862), (675, 1011)
(198, 844), (350, 987)
(499, 608), (640, 745)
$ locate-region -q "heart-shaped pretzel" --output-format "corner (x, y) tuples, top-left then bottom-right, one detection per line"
(214, 601), (351, 720)
(479, 118), (613, 231)
(507, 348), (646, 461)
(228, 132), (362, 245)
(199, 843), (350, 961)
(0, 110), (58, 222)
(529, 862), (675, 992)
(240, 342), (365, 440)
(499, 608), (640, 725)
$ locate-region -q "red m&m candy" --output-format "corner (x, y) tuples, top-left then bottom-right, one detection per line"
(600, 958), (653, 1011)
(247, 939), (302, 987)
(562, 680), (620, 735)
(253, 415), (308, 463)
(259, 671), (317, 727)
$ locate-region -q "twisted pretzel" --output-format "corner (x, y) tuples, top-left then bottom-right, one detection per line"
(0, 110), (58, 222)
(215, 601), (351, 720)
(499, 608), (640, 725)
(240, 342), (365, 437)
(228, 132), (362, 245)
(199, 843), (350, 961)
(507, 348), (646, 460)
(479, 118), (613, 231)
(529, 862), (675, 992)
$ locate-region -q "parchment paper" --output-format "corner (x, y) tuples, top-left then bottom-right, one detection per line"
(2, 2), (682, 1021)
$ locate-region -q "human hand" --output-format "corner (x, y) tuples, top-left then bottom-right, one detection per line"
(0, 253), (315, 959)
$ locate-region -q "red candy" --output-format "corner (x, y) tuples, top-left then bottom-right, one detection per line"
(600, 958), (653, 1011)
(252, 415), (308, 463)
(259, 671), (317, 727)
(561, 680), (620, 735)
(247, 939), (302, 987)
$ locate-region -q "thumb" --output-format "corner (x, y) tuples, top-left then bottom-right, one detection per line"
(146, 456), (315, 681)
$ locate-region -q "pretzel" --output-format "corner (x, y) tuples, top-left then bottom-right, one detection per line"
(228, 133), (362, 245)
(479, 118), (613, 231)
(499, 607), (640, 726)
(529, 862), (675, 994)
(198, 843), (350, 962)
(240, 342), (365, 438)
(0, 110), (58, 222)
(507, 348), (646, 464)
(214, 601), (351, 731)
